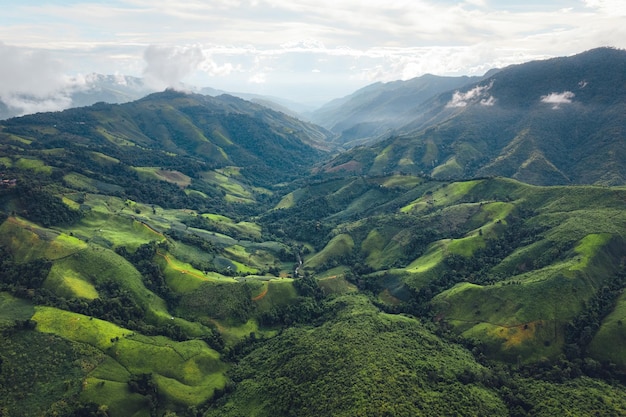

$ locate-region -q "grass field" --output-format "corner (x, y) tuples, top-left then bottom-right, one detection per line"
(0, 292), (35, 327)
(33, 306), (228, 413)
(432, 156), (463, 178)
(589, 290), (626, 367)
(378, 175), (424, 189)
(63, 172), (125, 194)
(406, 242), (446, 273)
(304, 233), (354, 271)
(0, 217), (86, 261)
(157, 251), (237, 293)
(400, 179), (481, 213)
(253, 279), (298, 315)
(45, 265), (100, 300)
(15, 157), (53, 174)
(133, 167), (191, 188)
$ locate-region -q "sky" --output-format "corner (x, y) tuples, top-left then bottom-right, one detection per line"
(1, 0), (626, 111)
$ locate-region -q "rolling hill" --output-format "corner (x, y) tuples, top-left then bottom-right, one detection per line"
(1, 49), (626, 417)
(319, 47), (626, 186)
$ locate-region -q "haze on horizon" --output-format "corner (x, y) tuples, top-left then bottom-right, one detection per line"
(1, 0), (625, 114)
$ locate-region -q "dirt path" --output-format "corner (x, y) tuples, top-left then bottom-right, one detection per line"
(155, 250), (207, 281)
(251, 283), (269, 301)
(138, 220), (165, 240)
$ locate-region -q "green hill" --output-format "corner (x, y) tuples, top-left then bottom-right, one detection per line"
(2, 60), (626, 416)
(0, 90), (330, 216)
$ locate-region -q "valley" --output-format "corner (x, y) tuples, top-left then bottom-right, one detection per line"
(1, 48), (626, 417)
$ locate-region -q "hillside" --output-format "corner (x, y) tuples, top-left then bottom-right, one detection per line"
(311, 73), (483, 147)
(0, 90), (331, 213)
(264, 175), (626, 365)
(1, 50), (626, 417)
(319, 47), (626, 186)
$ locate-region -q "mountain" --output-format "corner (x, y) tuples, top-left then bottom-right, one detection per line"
(310, 73), (485, 147)
(200, 87), (317, 118)
(0, 90), (331, 213)
(68, 73), (153, 108)
(0, 74), (316, 122)
(2, 49), (626, 417)
(320, 47), (626, 186)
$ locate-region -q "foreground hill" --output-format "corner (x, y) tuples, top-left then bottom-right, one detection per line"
(264, 175), (626, 366)
(3, 169), (626, 416)
(320, 47), (626, 186)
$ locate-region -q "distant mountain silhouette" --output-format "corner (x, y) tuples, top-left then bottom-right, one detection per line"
(310, 74), (485, 147)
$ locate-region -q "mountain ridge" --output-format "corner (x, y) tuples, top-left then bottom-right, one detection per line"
(310, 73), (486, 147)
(319, 47), (626, 186)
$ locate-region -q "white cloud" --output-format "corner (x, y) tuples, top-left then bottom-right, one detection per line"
(0, 42), (68, 97)
(0, 42), (88, 115)
(540, 91), (575, 109)
(446, 81), (494, 108)
(480, 96), (496, 106)
(2, 95), (74, 116)
(584, 0), (626, 16)
(248, 73), (267, 84)
(143, 45), (206, 89)
(2, 1), (626, 105)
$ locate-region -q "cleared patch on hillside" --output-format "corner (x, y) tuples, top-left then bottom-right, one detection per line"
(133, 166), (192, 188)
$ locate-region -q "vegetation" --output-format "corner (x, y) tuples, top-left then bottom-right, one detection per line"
(2, 75), (626, 416)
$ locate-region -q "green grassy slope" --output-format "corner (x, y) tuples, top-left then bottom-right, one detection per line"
(262, 175), (626, 365)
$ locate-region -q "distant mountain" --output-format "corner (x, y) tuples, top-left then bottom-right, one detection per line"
(68, 73), (153, 107)
(200, 87), (317, 118)
(320, 47), (626, 186)
(0, 73), (153, 120)
(310, 74), (485, 147)
(0, 74), (317, 122)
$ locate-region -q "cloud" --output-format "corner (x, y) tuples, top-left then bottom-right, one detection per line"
(480, 96), (496, 106)
(0, 42), (84, 115)
(2, 1), (626, 106)
(446, 81), (495, 108)
(584, 0), (626, 16)
(143, 45), (206, 89)
(540, 91), (575, 109)
(0, 42), (68, 97)
(2, 95), (74, 116)
(248, 73), (267, 84)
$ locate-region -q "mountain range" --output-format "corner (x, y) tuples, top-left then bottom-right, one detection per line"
(0, 73), (317, 122)
(1, 47), (626, 417)
(320, 47), (626, 186)
(310, 72), (487, 146)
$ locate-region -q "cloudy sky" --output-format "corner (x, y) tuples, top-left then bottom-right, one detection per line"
(1, 0), (625, 110)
